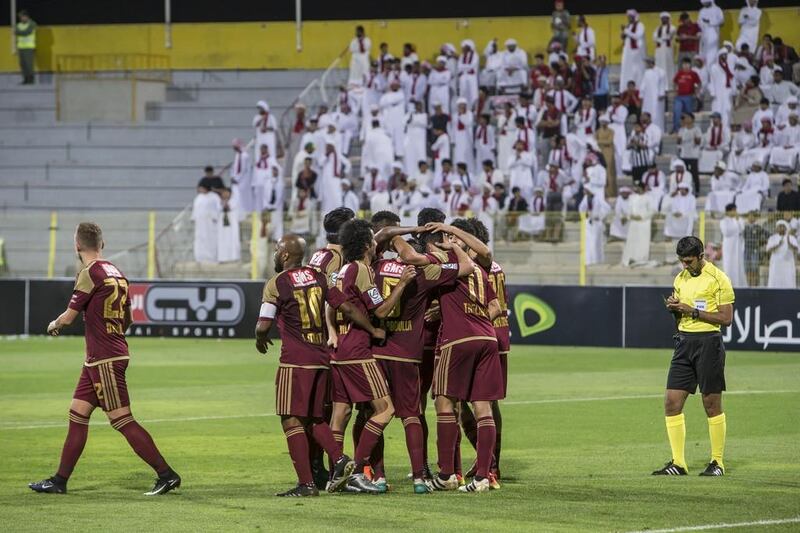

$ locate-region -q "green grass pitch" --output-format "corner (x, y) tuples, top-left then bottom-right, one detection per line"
(0, 337), (798, 532)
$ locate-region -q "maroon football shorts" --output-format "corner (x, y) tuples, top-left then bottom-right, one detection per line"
(73, 358), (130, 412)
(275, 366), (330, 418)
(330, 359), (390, 404)
(376, 358), (421, 418)
(432, 338), (504, 402)
(499, 352), (508, 397)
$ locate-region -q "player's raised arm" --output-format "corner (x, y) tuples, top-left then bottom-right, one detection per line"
(374, 225), (423, 250)
(337, 300), (385, 342)
(436, 241), (476, 278)
(392, 235), (432, 266)
(426, 221), (493, 269)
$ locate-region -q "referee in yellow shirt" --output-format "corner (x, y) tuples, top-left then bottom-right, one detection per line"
(654, 236), (734, 477)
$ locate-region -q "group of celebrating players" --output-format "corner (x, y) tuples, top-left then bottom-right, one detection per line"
(255, 206), (510, 495)
(28, 207), (509, 497)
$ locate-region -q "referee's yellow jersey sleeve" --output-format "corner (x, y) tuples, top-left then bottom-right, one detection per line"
(716, 268), (735, 306)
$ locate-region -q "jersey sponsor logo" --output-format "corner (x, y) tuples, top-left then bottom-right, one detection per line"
(379, 261), (405, 276)
(694, 299), (707, 311)
(130, 283), (245, 325)
(367, 287), (384, 305)
(442, 263), (458, 270)
(289, 268), (317, 288)
(308, 251), (326, 267)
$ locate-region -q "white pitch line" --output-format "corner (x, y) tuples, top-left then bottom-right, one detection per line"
(504, 389), (798, 406)
(1, 389), (797, 431)
(625, 516), (800, 533)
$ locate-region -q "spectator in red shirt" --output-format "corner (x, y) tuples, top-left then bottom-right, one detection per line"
(530, 53), (552, 89)
(672, 58), (702, 133)
(621, 80), (643, 122)
(676, 12), (702, 66)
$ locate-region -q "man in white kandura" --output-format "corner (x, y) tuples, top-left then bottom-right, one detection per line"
(709, 49), (735, 128)
(453, 97), (475, 173)
(664, 184), (697, 240)
(579, 188), (611, 265)
(705, 161), (739, 216)
(403, 100), (428, 176)
(610, 186), (632, 241)
(380, 80), (407, 158)
(622, 183), (655, 266)
(348, 26), (371, 85)
(766, 221), (799, 289)
(217, 188), (242, 263)
(620, 9), (646, 88)
(641, 57), (667, 131)
(192, 181), (221, 264)
(736, 0), (761, 54)
(458, 40), (479, 108)
(720, 203), (748, 287)
(698, 0), (724, 67)
(253, 101), (278, 161)
(653, 13), (677, 84)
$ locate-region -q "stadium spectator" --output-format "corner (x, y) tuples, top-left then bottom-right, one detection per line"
(575, 15), (595, 61)
(736, 0), (762, 53)
(642, 161), (667, 212)
(733, 76), (764, 126)
(14, 10), (36, 85)
(579, 188), (610, 265)
(295, 157), (318, 199)
(676, 12), (702, 67)
(593, 55), (610, 111)
(403, 101), (428, 176)
(705, 162), (739, 216)
(777, 178), (800, 212)
(230, 140), (253, 212)
(664, 184), (697, 241)
(253, 101), (278, 160)
(676, 113), (702, 191)
(458, 40), (479, 107)
(621, 183), (654, 266)
(627, 122), (653, 186)
(610, 186), (632, 241)
(736, 161), (769, 213)
(620, 81), (642, 122)
(767, 68), (799, 109)
(192, 180), (221, 264)
(698, 0), (724, 67)
(673, 59), (702, 133)
(595, 115), (616, 195)
(217, 188), (242, 263)
(348, 26), (371, 85)
(743, 211), (769, 286)
(653, 13), (676, 84)
(550, 0), (571, 49)
(720, 203), (747, 287)
(498, 38), (528, 93)
(620, 10), (645, 88)
(640, 58), (666, 131)
(766, 221), (799, 288)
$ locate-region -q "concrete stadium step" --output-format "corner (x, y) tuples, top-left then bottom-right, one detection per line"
(169, 69), (326, 87)
(1, 186), (193, 210)
(172, 261), (251, 280)
(144, 103), (289, 125)
(0, 163), (208, 187)
(166, 86), (303, 105)
(0, 87), (56, 106)
(0, 144), (233, 166)
(0, 106), (56, 124)
(0, 125), (253, 146)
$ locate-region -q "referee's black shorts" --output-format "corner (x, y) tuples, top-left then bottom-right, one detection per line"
(666, 331), (726, 394)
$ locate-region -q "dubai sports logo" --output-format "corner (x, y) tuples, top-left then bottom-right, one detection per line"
(513, 293), (556, 337)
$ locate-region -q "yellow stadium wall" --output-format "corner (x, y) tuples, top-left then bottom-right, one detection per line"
(0, 7), (797, 73)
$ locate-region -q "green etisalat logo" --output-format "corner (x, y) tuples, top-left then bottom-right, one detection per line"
(513, 293), (556, 337)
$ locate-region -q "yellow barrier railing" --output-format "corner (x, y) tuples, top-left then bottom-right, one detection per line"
(47, 211), (58, 279)
(147, 211), (156, 279)
(55, 53), (171, 79)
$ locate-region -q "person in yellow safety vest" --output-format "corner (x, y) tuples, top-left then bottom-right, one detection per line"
(15, 10), (37, 85)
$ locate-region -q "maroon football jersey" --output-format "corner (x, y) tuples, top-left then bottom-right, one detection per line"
(327, 261), (384, 362)
(308, 245), (344, 287)
(487, 261), (510, 353)
(436, 251), (498, 347)
(262, 266), (330, 367)
(372, 258), (459, 363)
(68, 260), (130, 365)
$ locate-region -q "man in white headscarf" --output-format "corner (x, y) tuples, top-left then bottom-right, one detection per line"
(668, 158), (694, 196)
(664, 184), (697, 240)
(481, 38), (502, 90)
(253, 100), (277, 161)
(361, 120), (394, 180)
(770, 112), (800, 172)
(620, 9), (646, 88)
(735, 160), (769, 213)
(192, 180), (221, 263)
(719, 203), (748, 287)
(458, 39), (479, 107)
(766, 221), (798, 288)
(653, 12), (676, 83)
(705, 161), (739, 215)
(453, 97), (475, 173)
(380, 79), (407, 157)
(348, 26), (371, 85)
(709, 49), (735, 127)
(698, 0), (724, 67)
(610, 186), (633, 240)
(579, 187), (611, 265)
(230, 138), (253, 213)
(736, 0), (761, 53)
(640, 57), (667, 131)
(622, 182), (654, 266)
(428, 56), (452, 115)
(498, 38), (528, 93)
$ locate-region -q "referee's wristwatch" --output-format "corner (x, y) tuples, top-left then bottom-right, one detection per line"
(691, 308), (700, 320)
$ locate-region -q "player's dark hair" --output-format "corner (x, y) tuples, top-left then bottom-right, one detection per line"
(725, 203), (737, 212)
(324, 207), (355, 244)
(450, 218), (472, 234)
(76, 222), (103, 251)
(371, 210), (401, 231)
(676, 236), (704, 258)
(417, 207), (446, 226)
(419, 229), (444, 248)
(340, 219), (374, 263)
(468, 218), (490, 245)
